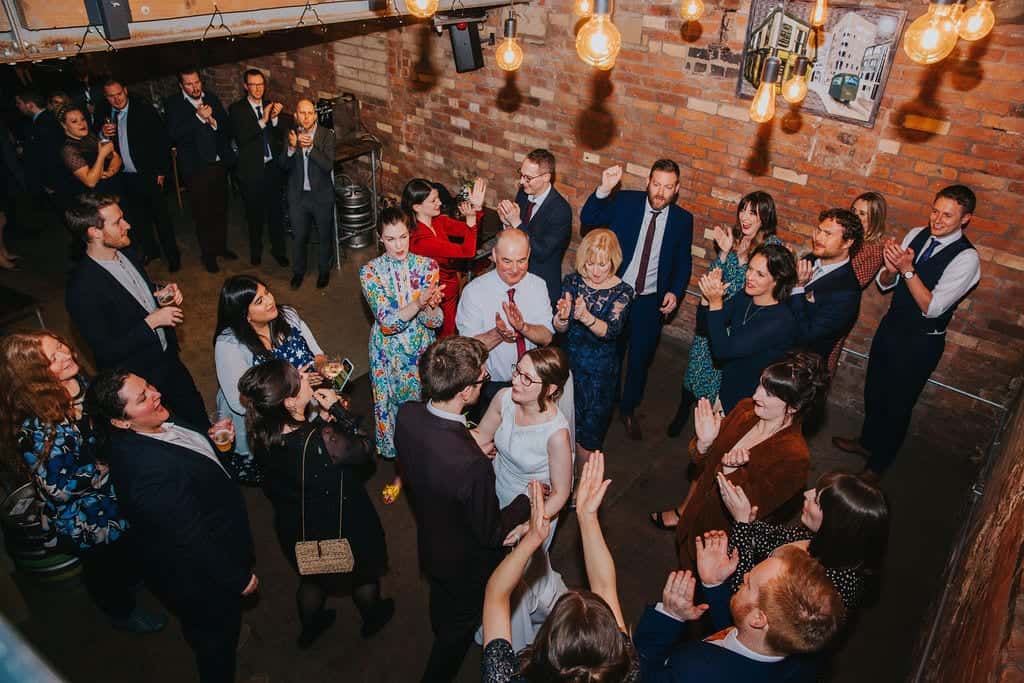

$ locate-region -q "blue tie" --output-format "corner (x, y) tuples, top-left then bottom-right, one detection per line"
(256, 105), (271, 159)
(917, 238), (939, 264)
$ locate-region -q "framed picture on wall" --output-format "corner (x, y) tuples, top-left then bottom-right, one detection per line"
(737, 1), (907, 128)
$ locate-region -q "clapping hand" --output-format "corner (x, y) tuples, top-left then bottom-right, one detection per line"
(575, 451), (611, 517)
(716, 472), (759, 523)
(269, 102), (283, 119)
(418, 283), (442, 310)
(496, 199), (521, 228)
(572, 294), (590, 322)
(882, 238), (903, 274)
(599, 165), (623, 194)
(796, 259), (814, 287)
(695, 530), (739, 587)
(298, 132), (313, 149)
(697, 269), (727, 307)
(660, 570), (709, 622)
(468, 177), (488, 212)
(287, 129), (298, 148)
(495, 312), (518, 343)
(555, 292), (572, 324)
(895, 247), (916, 275)
(693, 398), (723, 451)
(721, 446), (750, 469)
(502, 300), (526, 334)
(712, 225), (734, 254)
(458, 200), (478, 228)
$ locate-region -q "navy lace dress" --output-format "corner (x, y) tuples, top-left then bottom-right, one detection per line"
(560, 273), (634, 450)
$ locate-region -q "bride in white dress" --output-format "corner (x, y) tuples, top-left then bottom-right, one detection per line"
(475, 347), (573, 651)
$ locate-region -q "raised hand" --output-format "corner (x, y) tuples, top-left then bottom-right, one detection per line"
(693, 398), (722, 451)
(712, 225), (733, 254)
(721, 446), (750, 469)
(458, 200), (478, 228)
(572, 294), (591, 322)
(716, 472), (758, 522)
(469, 177), (488, 211)
(660, 570), (709, 622)
(574, 451), (611, 516)
(97, 139), (114, 158)
(502, 300), (525, 333)
(599, 165), (623, 194)
(524, 480), (552, 547)
(695, 530), (739, 587)
(698, 269), (726, 307)
(796, 258), (814, 287)
(494, 312), (517, 343)
(287, 129), (298, 148)
(555, 292), (572, 323)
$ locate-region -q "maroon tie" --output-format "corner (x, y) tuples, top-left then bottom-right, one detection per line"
(524, 201), (534, 225)
(634, 211), (661, 294)
(507, 288), (526, 360)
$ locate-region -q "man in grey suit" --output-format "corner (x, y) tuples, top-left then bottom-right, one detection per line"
(281, 99), (335, 289)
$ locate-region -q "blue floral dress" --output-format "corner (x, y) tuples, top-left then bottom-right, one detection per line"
(683, 235), (783, 401)
(561, 273), (635, 450)
(359, 253), (443, 460)
(18, 404), (128, 551)
(262, 325), (317, 369)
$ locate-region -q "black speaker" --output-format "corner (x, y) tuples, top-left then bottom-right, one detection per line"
(83, 0), (132, 40)
(448, 23), (484, 73)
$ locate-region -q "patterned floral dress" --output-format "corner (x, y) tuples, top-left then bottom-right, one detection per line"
(683, 235), (783, 401)
(359, 252), (443, 460)
(18, 402), (128, 551)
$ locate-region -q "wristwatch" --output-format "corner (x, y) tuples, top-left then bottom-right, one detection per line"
(902, 270), (916, 281)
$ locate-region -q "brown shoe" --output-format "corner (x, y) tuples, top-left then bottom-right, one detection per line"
(621, 414), (642, 441)
(832, 436), (870, 458)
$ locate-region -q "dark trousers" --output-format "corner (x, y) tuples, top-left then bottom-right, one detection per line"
(79, 535), (139, 619)
(290, 192), (334, 277)
(164, 590), (242, 683)
(238, 163), (287, 259)
(860, 316), (945, 473)
(618, 293), (663, 416)
(187, 163), (228, 260)
(422, 575), (487, 683)
(120, 171), (178, 264)
(146, 352), (210, 429)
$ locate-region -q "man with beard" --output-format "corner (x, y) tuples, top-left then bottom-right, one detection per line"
(634, 540), (844, 681)
(787, 208), (863, 372)
(580, 160), (693, 440)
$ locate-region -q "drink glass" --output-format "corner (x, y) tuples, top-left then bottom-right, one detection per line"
(322, 356), (344, 383)
(210, 410), (234, 453)
(155, 284), (176, 306)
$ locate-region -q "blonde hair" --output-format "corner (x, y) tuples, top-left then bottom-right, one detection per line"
(575, 229), (623, 277)
(852, 192), (887, 243)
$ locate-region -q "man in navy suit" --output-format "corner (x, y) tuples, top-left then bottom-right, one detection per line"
(496, 148), (572, 306)
(788, 208), (864, 367)
(634, 539), (843, 682)
(65, 193), (208, 428)
(580, 160), (693, 440)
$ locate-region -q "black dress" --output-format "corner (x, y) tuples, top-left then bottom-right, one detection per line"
(482, 632), (639, 682)
(258, 403), (388, 582)
(57, 134), (124, 206)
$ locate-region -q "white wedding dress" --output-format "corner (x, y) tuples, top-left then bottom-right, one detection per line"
(492, 388), (572, 651)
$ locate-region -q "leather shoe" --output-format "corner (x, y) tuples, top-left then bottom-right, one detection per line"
(203, 257), (219, 274)
(290, 274), (304, 290)
(360, 597), (395, 639)
(621, 414), (642, 441)
(273, 252), (290, 267)
(221, 249), (239, 261)
(316, 272), (330, 289)
(832, 436), (871, 458)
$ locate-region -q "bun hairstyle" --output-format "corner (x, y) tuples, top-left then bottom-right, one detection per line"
(237, 359), (303, 454)
(523, 346), (570, 412)
(759, 351), (829, 419)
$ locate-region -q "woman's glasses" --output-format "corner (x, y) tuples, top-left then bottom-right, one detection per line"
(511, 364), (542, 386)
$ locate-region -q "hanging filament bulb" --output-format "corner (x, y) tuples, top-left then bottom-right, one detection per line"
(680, 0), (705, 23)
(903, 0), (961, 64)
(576, 0), (622, 70)
(957, 0), (995, 41)
(573, 0), (594, 19)
(496, 13), (524, 71)
(781, 56), (810, 104)
(810, 0), (828, 27)
(749, 56), (781, 123)
(406, 0), (439, 19)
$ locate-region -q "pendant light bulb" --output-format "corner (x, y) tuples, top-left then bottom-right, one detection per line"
(749, 56), (780, 123)
(903, 0), (961, 64)
(680, 0), (705, 23)
(406, 0), (439, 19)
(781, 57), (809, 104)
(810, 0), (828, 27)
(576, 0), (621, 70)
(496, 14), (524, 71)
(573, 0), (594, 19)
(957, 0), (995, 41)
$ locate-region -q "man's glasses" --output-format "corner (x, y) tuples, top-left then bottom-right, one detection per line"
(469, 372), (492, 386)
(518, 171), (550, 183)
(511, 364), (542, 386)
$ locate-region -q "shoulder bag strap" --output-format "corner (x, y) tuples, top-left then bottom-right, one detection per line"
(298, 428), (316, 542)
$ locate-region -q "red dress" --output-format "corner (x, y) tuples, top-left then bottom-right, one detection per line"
(410, 214), (479, 338)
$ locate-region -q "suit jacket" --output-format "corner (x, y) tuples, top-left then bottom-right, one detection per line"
(21, 109), (64, 194)
(788, 258), (861, 364)
(516, 186), (572, 304)
(279, 125), (335, 206)
(67, 81), (104, 130)
(580, 189), (693, 300)
(94, 94), (171, 178)
(395, 401), (530, 581)
(634, 584), (818, 682)
(105, 424), (254, 601)
(228, 98), (291, 184)
(164, 89), (235, 181)
(65, 250), (178, 374)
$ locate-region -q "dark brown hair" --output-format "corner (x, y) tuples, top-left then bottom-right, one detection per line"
(418, 336), (488, 401)
(525, 148), (556, 177)
(818, 208), (865, 253)
(761, 545), (846, 655)
(749, 242), (798, 301)
(518, 590), (636, 682)
(237, 359), (305, 454)
(759, 351), (829, 419)
(65, 192), (121, 243)
(521, 347), (569, 412)
(729, 191), (778, 257)
(808, 472), (889, 574)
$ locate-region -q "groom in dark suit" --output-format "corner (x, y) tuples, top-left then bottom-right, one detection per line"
(788, 208), (864, 368)
(581, 160), (693, 440)
(496, 148), (572, 306)
(396, 336), (530, 683)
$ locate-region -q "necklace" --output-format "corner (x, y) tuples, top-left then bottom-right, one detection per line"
(743, 301), (763, 325)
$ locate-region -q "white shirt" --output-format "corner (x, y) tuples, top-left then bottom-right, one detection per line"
(140, 422), (231, 478)
(247, 98), (278, 162)
(111, 102), (137, 174)
(526, 184), (551, 218)
(455, 270), (555, 382)
(790, 256), (849, 295)
(652, 603), (784, 663)
(609, 194), (667, 296)
(426, 400), (467, 425)
(90, 252), (166, 351)
(875, 226), (981, 319)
